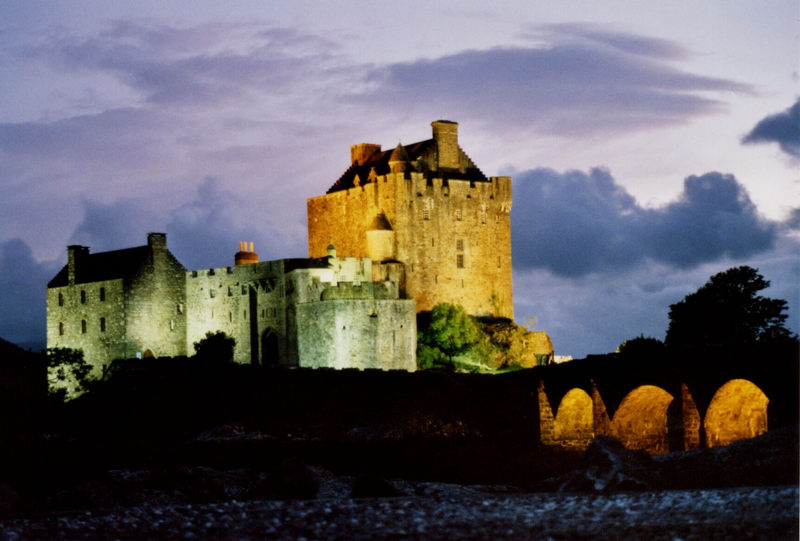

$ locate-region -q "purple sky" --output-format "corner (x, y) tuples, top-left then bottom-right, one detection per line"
(1, 1), (798, 356)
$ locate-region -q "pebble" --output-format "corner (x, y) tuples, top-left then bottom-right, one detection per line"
(0, 485), (796, 540)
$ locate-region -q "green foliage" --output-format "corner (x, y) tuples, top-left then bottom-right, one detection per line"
(417, 304), (553, 372)
(417, 304), (481, 371)
(46, 347), (93, 401)
(193, 330), (236, 362)
(665, 266), (796, 348)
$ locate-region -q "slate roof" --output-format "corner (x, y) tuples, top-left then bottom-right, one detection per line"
(327, 138), (489, 193)
(47, 246), (151, 288)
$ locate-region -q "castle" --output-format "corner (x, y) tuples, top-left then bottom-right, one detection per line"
(46, 121), (513, 373)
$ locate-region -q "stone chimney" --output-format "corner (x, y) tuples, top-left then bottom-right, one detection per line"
(235, 241), (259, 265)
(147, 232), (167, 267)
(350, 143), (382, 166)
(67, 245), (89, 286)
(432, 120), (459, 169)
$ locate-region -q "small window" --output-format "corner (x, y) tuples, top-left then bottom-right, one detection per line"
(481, 213), (486, 225)
(456, 239), (464, 251)
(457, 254), (464, 268)
(228, 286), (233, 296)
(81, 319), (87, 334)
(229, 312), (232, 322)
(80, 290), (86, 304)
(431, 238), (435, 247)
(243, 310), (247, 319)
(210, 288), (216, 298)
(497, 256), (501, 268)
(456, 209), (462, 221)
(241, 285), (247, 295)
(100, 317), (106, 332)
(59, 322), (64, 336)
(58, 292), (64, 306)
(99, 287), (106, 301)
(423, 209), (429, 221)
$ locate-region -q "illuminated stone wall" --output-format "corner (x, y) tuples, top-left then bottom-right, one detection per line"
(123, 234), (187, 360)
(48, 235), (416, 372)
(47, 278), (127, 376)
(307, 123), (513, 319)
(46, 233), (187, 374)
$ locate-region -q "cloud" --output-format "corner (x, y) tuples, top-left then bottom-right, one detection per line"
(0, 239), (59, 348)
(357, 26), (752, 136)
(44, 20), (347, 108)
(512, 169), (777, 277)
(742, 98), (800, 159)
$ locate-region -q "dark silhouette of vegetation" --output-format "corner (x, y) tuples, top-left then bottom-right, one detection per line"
(617, 335), (666, 358)
(666, 266), (796, 348)
(193, 331), (236, 362)
(46, 347), (93, 401)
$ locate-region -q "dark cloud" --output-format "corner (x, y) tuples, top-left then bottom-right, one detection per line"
(742, 98), (800, 159)
(0, 239), (59, 348)
(512, 169), (776, 277)
(358, 29), (752, 136)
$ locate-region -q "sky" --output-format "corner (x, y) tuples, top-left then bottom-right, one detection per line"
(1, 1), (798, 357)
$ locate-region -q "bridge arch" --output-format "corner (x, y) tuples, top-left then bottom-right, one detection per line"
(704, 379), (769, 447)
(552, 388), (594, 449)
(611, 385), (675, 455)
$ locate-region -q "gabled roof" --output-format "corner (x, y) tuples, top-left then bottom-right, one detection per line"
(47, 245), (151, 288)
(327, 138), (489, 193)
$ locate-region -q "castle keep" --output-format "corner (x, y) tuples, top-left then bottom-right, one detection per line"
(308, 120), (513, 318)
(47, 121), (512, 373)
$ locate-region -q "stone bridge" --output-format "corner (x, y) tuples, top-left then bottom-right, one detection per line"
(533, 342), (798, 454)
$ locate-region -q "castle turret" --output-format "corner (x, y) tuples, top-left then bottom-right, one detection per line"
(366, 212), (395, 262)
(388, 142), (410, 173)
(235, 241), (259, 265)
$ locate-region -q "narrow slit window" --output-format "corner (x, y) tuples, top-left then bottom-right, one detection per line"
(58, 292), (64, 306)
(456, 239), (464, 251)
(80, 290), (86, 304)
(81, 319), (87, 334)
(59, 322), (64, 336)
(100, 317), (106, 332)
(457, 254), (464, 268)
(99, 287), (106, 301)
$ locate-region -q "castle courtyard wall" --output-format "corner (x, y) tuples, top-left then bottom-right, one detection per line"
(294, 298), (416, 371)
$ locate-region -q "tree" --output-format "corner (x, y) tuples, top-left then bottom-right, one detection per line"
(46, 347), (93, 401)
(417, 304), (481, 370)
(665, 266), (795, 348)
(193, 331), (236, 362)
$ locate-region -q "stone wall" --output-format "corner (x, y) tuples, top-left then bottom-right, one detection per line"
(47, 278), (127, 376)
(294, 298), (416, 371)
(307, 173), (513, 318)
(124, 234), (187, 359)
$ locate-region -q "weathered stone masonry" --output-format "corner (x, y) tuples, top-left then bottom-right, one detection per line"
(48, 236), (416, 373)
(308, 120), (513, 319)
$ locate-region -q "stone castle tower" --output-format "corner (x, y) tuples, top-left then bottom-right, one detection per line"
(308, 120), (513, 318)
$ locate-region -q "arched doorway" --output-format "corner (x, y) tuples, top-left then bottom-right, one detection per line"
(704, 379), (769, 447)
(261, 329), (279, 366)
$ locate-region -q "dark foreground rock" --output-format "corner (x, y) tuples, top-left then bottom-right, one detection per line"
(1, 484), (796, 540)
(543, 426), (798, 493)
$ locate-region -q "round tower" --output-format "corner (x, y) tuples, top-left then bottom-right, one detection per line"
(366, 212), (395, 262)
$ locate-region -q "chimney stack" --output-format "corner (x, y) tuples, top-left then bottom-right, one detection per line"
(431, 120), (459, 170)
(350, 143), (382, 165)
(67, 245), (89, 286)
(235, 241), (259, 265)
